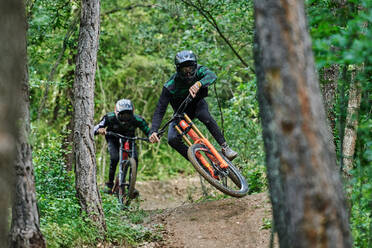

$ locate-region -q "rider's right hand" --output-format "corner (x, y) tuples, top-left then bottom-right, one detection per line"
(149, 132), (160, 143)
(97, 128), (106, 135)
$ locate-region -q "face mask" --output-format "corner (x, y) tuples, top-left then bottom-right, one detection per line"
(118, 111), (132, 122)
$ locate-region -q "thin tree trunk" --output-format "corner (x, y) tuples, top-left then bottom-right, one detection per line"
(321, 64), (339, 158)
(321, 64), (339, 130)
(73, 0), (106, 231)
(342, 66), (362, 177)
(62, 55), (76, 171)
(253, 0), (351, 247)
(51, 88), (61, 123)
(6, 0), (46, 247)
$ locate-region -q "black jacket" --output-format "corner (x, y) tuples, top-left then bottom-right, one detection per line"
(150, 65), (217, 133)
(94, 112), (150, 137)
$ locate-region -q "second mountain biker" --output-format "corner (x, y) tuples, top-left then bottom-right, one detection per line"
(94, 99), (150, 194)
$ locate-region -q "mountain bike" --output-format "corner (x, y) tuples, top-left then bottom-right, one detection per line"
(106, 131), (149, 207)
(157, 95), (249, 197)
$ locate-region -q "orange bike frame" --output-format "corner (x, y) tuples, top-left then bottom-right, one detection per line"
(175, 113), (229, 178)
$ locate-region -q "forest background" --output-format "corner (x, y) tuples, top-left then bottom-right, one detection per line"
(24, 0), (371, 247)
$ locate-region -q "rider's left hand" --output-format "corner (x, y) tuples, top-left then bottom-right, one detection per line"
(189, 81), (202, 98)
(97, 128), (106, 135)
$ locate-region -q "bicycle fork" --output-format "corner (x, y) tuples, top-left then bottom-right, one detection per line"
(176, 114), (229, 179)
(119, 139), (130, 189)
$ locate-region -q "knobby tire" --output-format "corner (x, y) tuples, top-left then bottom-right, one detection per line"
(187, 143), (248, 198)
(118, 158), (137, 207)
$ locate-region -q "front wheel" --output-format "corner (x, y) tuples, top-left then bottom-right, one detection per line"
(187, 143), (248, 198)
(118, 158), (137, 206)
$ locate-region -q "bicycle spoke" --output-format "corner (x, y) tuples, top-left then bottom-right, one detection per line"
(188, 143), (249, 197)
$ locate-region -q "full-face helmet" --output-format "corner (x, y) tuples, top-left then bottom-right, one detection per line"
(115, 99), (134, 123)
(174, 50), (197, 81)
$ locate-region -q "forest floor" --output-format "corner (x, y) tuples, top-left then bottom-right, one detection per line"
(134, 176), (278, 248)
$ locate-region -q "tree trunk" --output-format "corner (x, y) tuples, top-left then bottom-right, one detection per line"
(10, 66), (47, 248)
(73, 0), (106, 231)
(62, 55), (76, 171)
(0, 0), (24, 246)
(253, 0), (352, 247)
(342, 67), (362, 177)
(321, 65), (339, 130)
(3, 0), (46, 247)
(320, 64), (339, 158)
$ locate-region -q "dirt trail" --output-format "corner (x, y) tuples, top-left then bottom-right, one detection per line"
(136, 177), (277, 248)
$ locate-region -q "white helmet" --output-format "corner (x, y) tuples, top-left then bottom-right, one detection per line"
(115, 99), (134, 123)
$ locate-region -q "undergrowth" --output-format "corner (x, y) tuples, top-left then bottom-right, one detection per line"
(33, 133), (159, 248)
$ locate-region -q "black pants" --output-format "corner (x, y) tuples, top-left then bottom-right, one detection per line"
(168, 98), (225, 160)
(106, 137), (138, 186)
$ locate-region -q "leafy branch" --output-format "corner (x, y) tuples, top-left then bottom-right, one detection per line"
(102, 4), (158, 16)
(178, 0), (251, 71)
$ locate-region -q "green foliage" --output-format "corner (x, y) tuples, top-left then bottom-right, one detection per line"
(27, 0), (372, 246)
(93, 0), (257, 184)
(218, 80), (266, 193)
(349, 164), (372, 248)
(261, 217), (272, 230)
(348, 117), (372, 247)
(307, 0), (372, 246)
(33, 133), (158, 247)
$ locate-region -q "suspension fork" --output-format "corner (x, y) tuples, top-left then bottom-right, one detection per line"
(176, 115), (217, 178)
(184, 114), (229, 169)
(119, 139), (130, 187)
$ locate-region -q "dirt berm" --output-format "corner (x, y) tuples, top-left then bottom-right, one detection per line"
(136, 177), (278, 248)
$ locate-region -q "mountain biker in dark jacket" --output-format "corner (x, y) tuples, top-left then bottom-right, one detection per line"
(149, 50), (237, 161)
(94, 99), (150, 193)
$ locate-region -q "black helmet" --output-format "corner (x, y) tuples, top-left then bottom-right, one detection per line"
(174, 50), (197, 81)
(115, 99), (134, 123)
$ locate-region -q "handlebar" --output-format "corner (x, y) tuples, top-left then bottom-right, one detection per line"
(105, 131), (149, 142)
(156, 94), (193, 138)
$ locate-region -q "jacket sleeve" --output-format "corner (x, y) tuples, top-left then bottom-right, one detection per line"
(197, 66), (217, 87)
(94, 115), (107, 135)
(135, 115), (151, 137)
(150, 87), (171, 134)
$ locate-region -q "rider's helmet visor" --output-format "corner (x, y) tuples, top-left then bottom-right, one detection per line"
(180, 64), (196, 80)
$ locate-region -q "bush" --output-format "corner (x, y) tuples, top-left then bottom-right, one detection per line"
(33, 132), (157, 247)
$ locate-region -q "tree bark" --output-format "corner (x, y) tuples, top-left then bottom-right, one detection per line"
(253, 0), (352, 247)
(73, 0), (106, 231)
(321, 64), (339, 131)
(320, 65), (339, 157)
(62, 55), (76, 171)
(10, 64), (47, 248)
(2, 0), (47, 247)
(0, 0), (23, 246)
(342, 67), (362, 177)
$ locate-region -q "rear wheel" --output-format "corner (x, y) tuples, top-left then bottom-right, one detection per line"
(187, 143), (248, 198)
